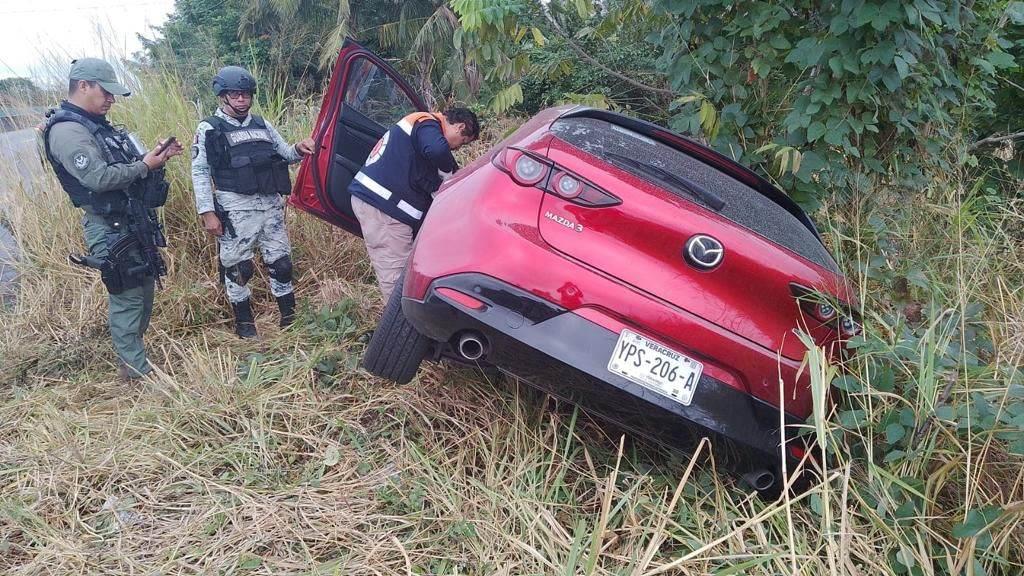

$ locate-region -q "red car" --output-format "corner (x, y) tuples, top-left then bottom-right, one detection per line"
(291, 40), (857, 492)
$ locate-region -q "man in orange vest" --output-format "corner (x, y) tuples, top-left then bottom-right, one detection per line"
(348, 108), (479, 300)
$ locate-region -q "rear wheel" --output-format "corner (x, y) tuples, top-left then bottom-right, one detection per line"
(362, 278), (431, 384)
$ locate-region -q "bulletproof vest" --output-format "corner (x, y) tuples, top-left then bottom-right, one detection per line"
(348, 112), (446, 230)
(204, 114), (291, 196)
(43, 105), (140, 213)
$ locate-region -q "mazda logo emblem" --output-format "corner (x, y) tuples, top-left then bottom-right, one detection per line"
(685, 234), (724, 269)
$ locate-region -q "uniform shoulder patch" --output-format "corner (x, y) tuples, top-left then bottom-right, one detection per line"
(73, 152), (89, 170)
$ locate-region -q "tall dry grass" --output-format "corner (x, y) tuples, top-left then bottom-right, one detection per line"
(0, 66), (1022, 575)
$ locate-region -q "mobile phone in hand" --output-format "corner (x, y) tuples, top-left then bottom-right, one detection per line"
(151, 134), (176, 152)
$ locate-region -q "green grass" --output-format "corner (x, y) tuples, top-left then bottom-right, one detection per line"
(1, 69), (1022, 575)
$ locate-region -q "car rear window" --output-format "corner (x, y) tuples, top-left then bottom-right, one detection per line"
(550, 117), (837, 272)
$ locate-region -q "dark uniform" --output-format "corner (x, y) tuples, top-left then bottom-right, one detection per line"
(42, 58), (173, 378)
(348, 112), (458, 300)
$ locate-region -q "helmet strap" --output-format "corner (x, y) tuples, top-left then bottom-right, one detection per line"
(219, 95), (250, 119)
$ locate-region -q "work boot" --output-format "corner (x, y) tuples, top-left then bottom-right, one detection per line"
(276, 292), (296, 328)
(231, 298), (258, 339)
(117, 362), (152, 382)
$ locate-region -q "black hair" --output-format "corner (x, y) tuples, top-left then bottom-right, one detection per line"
(443, 107), (480, 140)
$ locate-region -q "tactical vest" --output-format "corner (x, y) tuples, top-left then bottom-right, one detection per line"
(204, 114), (291, 196)
(349, 112), (447, 231)
(42, 105), (139, 214)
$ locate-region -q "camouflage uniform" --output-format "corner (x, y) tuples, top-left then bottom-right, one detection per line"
(191, 108), (302, 305)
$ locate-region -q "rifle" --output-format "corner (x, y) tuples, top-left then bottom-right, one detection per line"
(125, 169), (169, 288)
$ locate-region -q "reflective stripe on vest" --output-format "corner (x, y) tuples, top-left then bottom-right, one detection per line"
(350, 112), (444, 224)
(353, 172), (424, 220)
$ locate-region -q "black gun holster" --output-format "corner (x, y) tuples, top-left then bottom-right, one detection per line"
(70, 233), (148, 295)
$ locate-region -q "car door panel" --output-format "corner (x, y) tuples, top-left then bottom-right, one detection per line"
(290, 38), (426, 236)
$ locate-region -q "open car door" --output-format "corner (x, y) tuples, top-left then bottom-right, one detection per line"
(290, 38), (426, 235)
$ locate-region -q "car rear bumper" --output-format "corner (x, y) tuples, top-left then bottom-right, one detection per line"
(402, 273), (806, 478)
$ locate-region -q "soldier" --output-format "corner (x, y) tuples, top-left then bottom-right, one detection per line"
(42, 58), (184, 380)
(349, 108), (479, 300)
(190, 66), (315, 338)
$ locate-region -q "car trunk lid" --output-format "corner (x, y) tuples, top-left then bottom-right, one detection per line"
(536, 113), (846, 360)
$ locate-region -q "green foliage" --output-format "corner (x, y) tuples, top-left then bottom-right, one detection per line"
(454, 0), (1021, 207)
(650, 0), (1022, 206)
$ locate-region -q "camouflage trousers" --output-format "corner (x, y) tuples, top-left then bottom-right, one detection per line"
(219, 205), (293, 304)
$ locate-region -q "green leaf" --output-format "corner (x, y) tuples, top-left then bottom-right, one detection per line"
(894, 56), (910, 79)
(699, 99), (719, 138)
(985, 50), (1017, 70)
(839, 409), (868, 428)
(881, 68), (901, 91)
(531, 27), (546, 47)
(853, 4), (879, 28)
(807, 121), (826, 142)
(885, 423), (906, 444)
(884, 450), (906, 463)
(490, 82), (524, 114)
(907, 268), (929, 288)
(573, 0), (594, 19)
(769, 36), (791, 50)
(713, 555), (780, 575)
(952, 506), (1003, 538)
(935, 405), (955, 421)
(238, 554), (263, 570)
(1008, 1), (1024, 25)
(971, 56), (996, 75)
(674, 93), (704, 105)
(833, 374), (863, 393)
(828, 56), (843, 77)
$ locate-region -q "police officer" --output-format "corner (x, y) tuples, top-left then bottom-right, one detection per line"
(43, 58), (184, 380)
(349, 108), (479, 300)
(191, 66), (315, 338)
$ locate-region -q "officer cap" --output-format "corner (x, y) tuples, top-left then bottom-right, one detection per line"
(213, 66), (257, 96)
(69, 58), (131, 96)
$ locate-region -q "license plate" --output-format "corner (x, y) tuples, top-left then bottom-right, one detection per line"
(607, 329), (703, 406)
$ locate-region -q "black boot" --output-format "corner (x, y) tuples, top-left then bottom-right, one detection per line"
(276, 292), (296, 327)
(231, 298), (258, 339)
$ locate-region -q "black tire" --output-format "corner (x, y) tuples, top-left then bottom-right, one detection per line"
(362, 281), (431, 384)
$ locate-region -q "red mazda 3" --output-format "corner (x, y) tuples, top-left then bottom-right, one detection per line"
(291, 40), (858, 492)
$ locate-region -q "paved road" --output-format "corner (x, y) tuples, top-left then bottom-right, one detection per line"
(1, 128), (42, 307)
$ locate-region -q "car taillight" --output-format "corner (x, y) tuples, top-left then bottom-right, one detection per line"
(492, 147), (621, 207)
(813, 302), (837, 322)
(553, 173), (583, 199)
(790, 284), (861, 337)
(839, 316), (861, 337)
(513, 153), (547, 185)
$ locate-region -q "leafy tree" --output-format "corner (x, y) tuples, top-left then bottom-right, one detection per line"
(140, 0), (479, 107)
(453, 0), (1022, 207)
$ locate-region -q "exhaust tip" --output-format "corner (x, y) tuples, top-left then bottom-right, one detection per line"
(457, 332), (487, 361)
(742, 469), (776, 492)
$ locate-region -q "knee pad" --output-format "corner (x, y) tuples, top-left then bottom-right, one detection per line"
(223, 258), (255, 286)
(267, 255), (293, 284)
